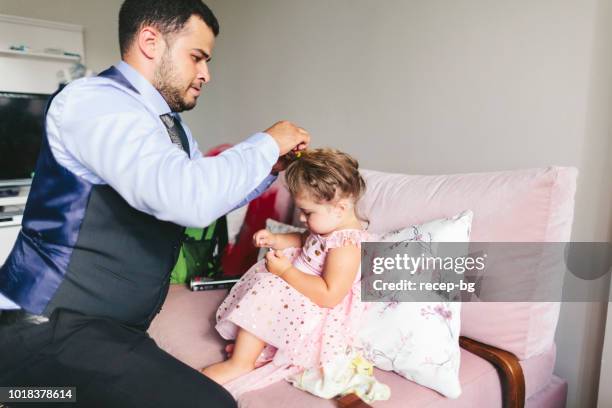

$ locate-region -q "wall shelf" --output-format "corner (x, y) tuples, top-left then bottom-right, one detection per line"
(0, 214), (22, 228)
(0, 48), (80, 62)
(0, 195), (28, 207)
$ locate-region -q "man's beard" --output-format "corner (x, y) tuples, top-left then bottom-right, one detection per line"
(153, 50), (196, 113)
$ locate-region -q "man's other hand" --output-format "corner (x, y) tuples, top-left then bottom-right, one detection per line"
(271, 152), (298, 174)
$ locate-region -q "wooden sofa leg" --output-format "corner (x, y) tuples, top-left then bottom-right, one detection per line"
(336, 393), (372, 408)
(460, 336), (526, 408)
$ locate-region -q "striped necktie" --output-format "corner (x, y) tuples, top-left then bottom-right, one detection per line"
(160, 113), (190, 157)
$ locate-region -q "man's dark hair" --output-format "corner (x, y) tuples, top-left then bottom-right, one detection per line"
(119, 0), (219, 56)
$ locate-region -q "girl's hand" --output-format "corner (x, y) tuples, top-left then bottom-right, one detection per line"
(265, 250), (293, 277)
(253, 229), (277, 248)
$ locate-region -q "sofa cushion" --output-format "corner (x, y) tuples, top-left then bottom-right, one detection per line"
(148, 285), (228, 369)
(239, 355), (497, 408)
(525, 375), (567, 408)
(149, 285), (558, 406)
(355, 167), (577, 359)
(238, 348), (557, 407)
(522, 343), (556, 399)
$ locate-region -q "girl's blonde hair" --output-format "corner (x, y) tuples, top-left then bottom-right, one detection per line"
(284, 148), (366, 204)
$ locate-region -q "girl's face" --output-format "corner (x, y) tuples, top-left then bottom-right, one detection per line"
(294, 194), (343, 235)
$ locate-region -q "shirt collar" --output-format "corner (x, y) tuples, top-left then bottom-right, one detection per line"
(114, 61), (172, 116)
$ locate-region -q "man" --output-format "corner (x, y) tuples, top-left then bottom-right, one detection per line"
(0, 0), (309, 407)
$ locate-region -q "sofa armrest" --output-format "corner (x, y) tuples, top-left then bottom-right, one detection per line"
(459, 336), (525, 408)
(335, 336), (526, 408)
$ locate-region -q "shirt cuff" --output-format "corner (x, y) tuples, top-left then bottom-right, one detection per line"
(244, 132), (280, 166)
(262, 173), (278, 188)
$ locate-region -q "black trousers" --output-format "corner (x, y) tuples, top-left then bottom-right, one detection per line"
(0, 309), (236, 408)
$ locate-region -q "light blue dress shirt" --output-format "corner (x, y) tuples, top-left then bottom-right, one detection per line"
(45, 61), (279, 228)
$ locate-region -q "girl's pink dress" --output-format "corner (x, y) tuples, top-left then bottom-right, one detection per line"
(215, 228), (368, 397)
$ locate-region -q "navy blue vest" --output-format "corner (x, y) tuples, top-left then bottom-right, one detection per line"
(0, 68), (185, 329)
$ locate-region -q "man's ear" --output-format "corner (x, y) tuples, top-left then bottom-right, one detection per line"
(137, 26), (164, 60)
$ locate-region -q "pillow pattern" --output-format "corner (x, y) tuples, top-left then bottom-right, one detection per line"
(358, 210), (473, 399)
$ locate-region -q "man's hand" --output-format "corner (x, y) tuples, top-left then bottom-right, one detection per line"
(264, 121), (310, 156)
(271, 151), (299, 174)
(265, 250), (293, 277)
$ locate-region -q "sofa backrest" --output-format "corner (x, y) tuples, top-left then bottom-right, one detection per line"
(356, 167), (578, 359)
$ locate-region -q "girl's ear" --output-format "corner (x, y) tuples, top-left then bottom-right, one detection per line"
(335, 198), (352, 213)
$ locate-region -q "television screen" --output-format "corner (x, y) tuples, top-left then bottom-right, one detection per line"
(0, 91), (50, 186)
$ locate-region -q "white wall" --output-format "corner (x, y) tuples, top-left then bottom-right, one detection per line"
(598, 299), (612, 407)
(200, 3), (612, 405)
(599, 297), (612, 407)
(1, 1), (611, 406)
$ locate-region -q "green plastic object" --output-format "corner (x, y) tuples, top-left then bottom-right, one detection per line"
(169, 217), (228, 284)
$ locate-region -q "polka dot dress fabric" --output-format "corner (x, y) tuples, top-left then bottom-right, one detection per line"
(215, 229), (368, 371)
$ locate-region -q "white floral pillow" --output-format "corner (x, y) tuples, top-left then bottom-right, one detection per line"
(256, 218), (306, 260)
(358, 210), (473, 399)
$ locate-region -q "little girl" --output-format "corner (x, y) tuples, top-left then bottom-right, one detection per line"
(201, 148), (368, 395)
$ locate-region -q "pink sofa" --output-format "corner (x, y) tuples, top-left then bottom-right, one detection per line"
(149, 166), (576, 407)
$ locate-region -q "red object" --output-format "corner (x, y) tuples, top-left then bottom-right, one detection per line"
(205, 144), (234, 157)
(221, 188), (282, 276)
(204, 144), (289, 277)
